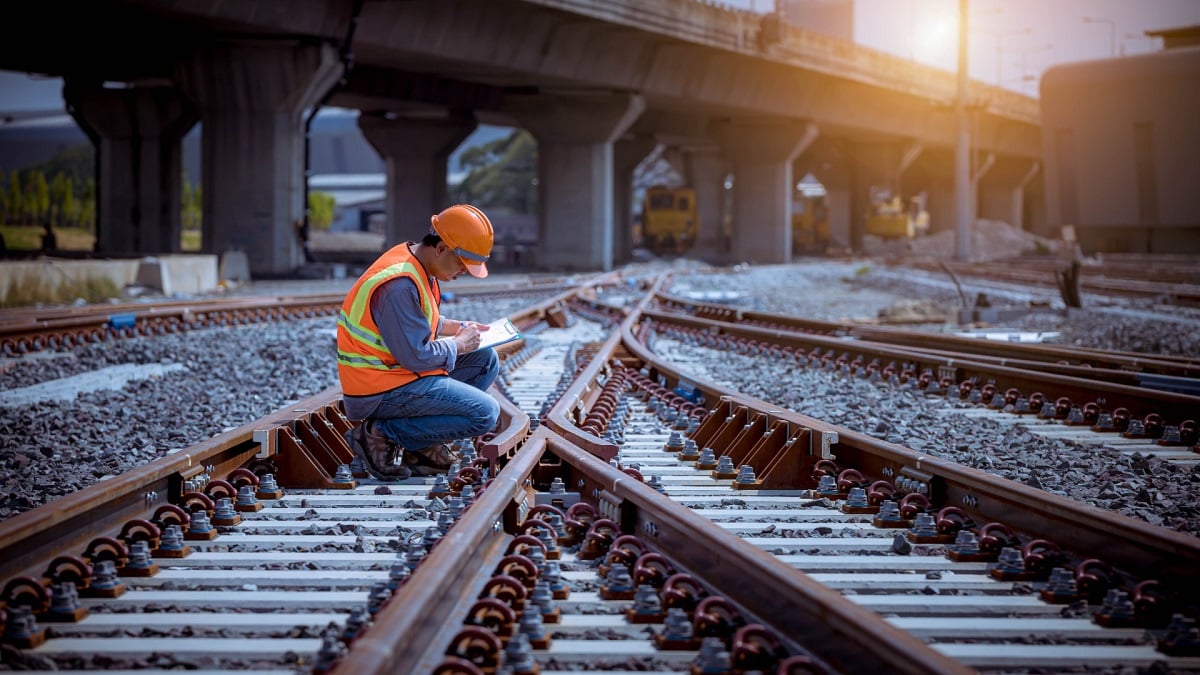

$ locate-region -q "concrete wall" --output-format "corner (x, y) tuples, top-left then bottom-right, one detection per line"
(1040, 46), (1200, 253)
(0, 255), (218, 301)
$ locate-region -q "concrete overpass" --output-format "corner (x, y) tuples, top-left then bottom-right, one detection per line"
(5, 0), (1043, 275)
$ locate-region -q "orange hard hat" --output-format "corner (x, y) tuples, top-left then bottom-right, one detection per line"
(430, 204), (494, 278)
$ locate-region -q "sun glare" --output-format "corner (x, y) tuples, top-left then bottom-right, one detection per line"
(912, 10), (958, 69)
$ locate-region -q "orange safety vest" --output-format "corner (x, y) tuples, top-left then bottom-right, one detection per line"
(336, 243), (448, 396)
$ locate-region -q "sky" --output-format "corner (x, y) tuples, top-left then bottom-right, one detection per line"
(853, 0), (1200, 95)
(2, 0), (1198, 111)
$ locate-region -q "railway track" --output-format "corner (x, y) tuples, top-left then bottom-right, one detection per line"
(2, 273), (1199, 673)
(651, 292), (1200, 463)
(898, 258), (1200, 307)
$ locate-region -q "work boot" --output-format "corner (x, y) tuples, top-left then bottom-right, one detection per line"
(344, 422), (411, 481)
(402, 443), (458, 477)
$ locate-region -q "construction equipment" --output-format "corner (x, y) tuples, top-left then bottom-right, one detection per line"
(866, 195), (929, 239)
(640, 186), (697, 256)
(791, 194), (829, 254)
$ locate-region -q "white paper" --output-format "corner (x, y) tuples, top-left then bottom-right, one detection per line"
(474, 317), (522, 351)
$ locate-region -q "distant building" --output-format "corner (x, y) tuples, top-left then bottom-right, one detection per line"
(310, 174), (385, 233)
(1040, 38), (1200, 253)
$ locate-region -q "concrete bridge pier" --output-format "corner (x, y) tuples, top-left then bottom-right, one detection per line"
(64, 82), (197, 255)
(358, 112), (477, 247)
(687, 147), (729, 263)
(613, 134), (656, 265)
(657, 143), (727, 262)
(978, 159), (1041, 233)
(175, 42), (341, 277)
(712, 120), (817, 264)
(507, 92), (645, 272)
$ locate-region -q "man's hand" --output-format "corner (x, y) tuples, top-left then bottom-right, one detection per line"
(453, 322), (484, 353)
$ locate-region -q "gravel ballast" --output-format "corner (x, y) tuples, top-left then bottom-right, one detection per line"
(2, 261), (1197, 541)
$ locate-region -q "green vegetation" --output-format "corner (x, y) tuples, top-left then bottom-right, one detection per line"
(0, 224), (95, 251)
(2, 144), (96, 232)
(2, 270), (121, 308)
(854, 264), (872, 276)
(308, 191), (335, 230)
(453, 129), (537, 213)
(2, 145), (204, 252)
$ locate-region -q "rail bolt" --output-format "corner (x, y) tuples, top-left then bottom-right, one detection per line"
(0, 605), (46, 649)
(692, 636), (733, 674)
(1040, 566), (1082, 604)
(531, 579), (561, 623)
(1157, 614), (1200, 656)
(656, 607), (700, 650)
(627, 584), (665, 624)
(503, 633), (538, 673)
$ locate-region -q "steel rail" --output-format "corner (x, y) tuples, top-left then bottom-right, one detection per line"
(656, 292), (1200, 377)
(0, 274), (598, 356)
(901, 260), (1200, 303)
(4, 273), (1198, 672)
(641, 306), (1200, 427)
(610, 312), (1200, 596)
(0, 386), (343, 584)
(537, 429), (972, 674)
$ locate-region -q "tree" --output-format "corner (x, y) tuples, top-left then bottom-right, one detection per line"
(29, 144), (94, 197)
(454, 129), (537, 213)
(30, 170), (50, 224)
(50, 171), (69, 227)
(181, 174), (202, 231)
(308, 191), (335, 230)
(7, 170), (22, 225)
(78, 179), (96, 232)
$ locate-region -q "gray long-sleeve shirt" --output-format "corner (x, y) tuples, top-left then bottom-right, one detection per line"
(341, 274), (457, 421)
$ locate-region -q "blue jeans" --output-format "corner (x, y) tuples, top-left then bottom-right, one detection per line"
(372, 348), (500, 451)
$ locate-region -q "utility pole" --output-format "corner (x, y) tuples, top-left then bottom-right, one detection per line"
(954, 0), (971, 261)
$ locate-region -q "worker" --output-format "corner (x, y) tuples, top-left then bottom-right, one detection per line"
(336, 204), (501, 480)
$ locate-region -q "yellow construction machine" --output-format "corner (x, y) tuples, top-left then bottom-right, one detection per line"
(866, 195), (929, 239)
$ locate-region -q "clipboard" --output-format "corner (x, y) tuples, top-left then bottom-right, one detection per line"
(473, 317), (522, 352)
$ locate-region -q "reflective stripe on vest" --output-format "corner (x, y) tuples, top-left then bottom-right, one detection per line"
(336, 244), (447, 396)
